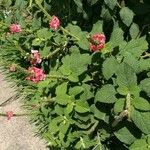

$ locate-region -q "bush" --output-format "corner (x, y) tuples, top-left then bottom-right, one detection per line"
(0, 0), (150, 149)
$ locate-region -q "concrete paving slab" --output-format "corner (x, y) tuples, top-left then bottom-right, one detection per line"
(0, 74), (49, 150)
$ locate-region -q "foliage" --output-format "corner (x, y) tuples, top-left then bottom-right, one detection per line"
(0, 0), (150, 149)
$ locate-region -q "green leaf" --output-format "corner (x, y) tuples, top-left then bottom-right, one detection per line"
(73, 0), (83, 12)
(66, 24), (89, 50)
(95, 84), (116, 103)
(140, 78), (150, 97)
(123, 52), (140, 73)
(131, 108), (150, 134)
(64, 103), (74, 115)
(100, 5), (112, 21)
(114, 98), (125, 114)
(102, 56), (119, 80)
(120, 37), (148, 58)
(40, 46), (50, 58)
(116, 63), (137, 94)
(75, 100), (90, 113)
(129, 139), (148, 150)
(90, 104), (106, 121)
(32, 38), (43, 46)
(68, 73), (79, 82)
(62, 48), (91, 76)
(104, 0), (117, 10)
(130, 23), (140, 39)
(55, 82), (71, 105)
(120, 7), (134, 27)
(139, 59), (150, 72)
(110, 25), (124, 48)
(133, 97), (150, 111)
(69, 86), (84, 96)
(101, 42), (113, 54)
(114, 127), (137, 145)
(90, 20), (103, 35)
(59, 65), (72, 76)
(37, 28), (52, 39)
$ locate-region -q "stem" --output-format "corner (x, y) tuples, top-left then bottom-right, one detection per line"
(141, 52), (150, 58)
(29, 0), (33, 7)
(44, 47), (61, 59)
(35, 0), (51, 20)
(88, 121), (99, 134)
(60, 27), (80, 41)
(126, 93), (131, 118)
(35, 0), (79, 41)
(92, 133), (102, 150)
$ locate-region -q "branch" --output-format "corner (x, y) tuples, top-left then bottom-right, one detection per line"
(141, 52), (150, 58)
(35, 0), (79, 41)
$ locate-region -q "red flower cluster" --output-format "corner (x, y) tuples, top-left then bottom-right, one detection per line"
(9, 24), (22, 33)
(6, 111), (14, 120)
(49, 16), (60, 31)
(30, 50), (42, 66)
(90, 33), (106, 52)
(27, 67), (46, 83)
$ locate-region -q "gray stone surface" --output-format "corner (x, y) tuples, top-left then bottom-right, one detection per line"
(0, 74), (49, 150)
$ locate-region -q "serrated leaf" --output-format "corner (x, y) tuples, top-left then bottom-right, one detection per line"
(66, 24), (89, 50)
(59, 65), (72, 76)
(64, 103), (74, 115)
(101, 42), (113, 54)
(104, 0), (117, 10)
(90, 104), (106, 121)
(110, 26), (124, 48)
(133, 97), (150, 111)
(95, 84), (116, 103)
(116, 63), (137, 94)
(69, 86), (84, 96)
(102, 56), (119, 80)
(55, 82), (71, 105)
(130, 23), (139, 39)
(100, 5), (112, 21)
(120, 37), (148, 58)
(37, 28), (52, 39)
(140, 78), (150, 97)
(68, 73), (79, 82)
(129, 139), (148, 150)
(114, 127), (137, 144)
(131, 108), (150, 134)
(114, 98), (125, 114)
(120, 7), (134, 27)
(123, 52), (140, 73)
(40, 46), (50, 57)
(75, 100), (90, 113)
(62, 48), (91, 76)
(90, 20), (103, 35)
(139, 59), (150, 72)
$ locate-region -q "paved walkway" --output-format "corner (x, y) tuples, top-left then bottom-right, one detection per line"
(0, 74), (48, 150)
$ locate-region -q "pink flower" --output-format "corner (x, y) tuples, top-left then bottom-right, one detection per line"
(30, 50), (42, 66)
(49, 16), (60, 31)
(6, 111), (14, 120)
(9, 24), (22, 33)
(27, 67), (46, 83)
(90, 33), (106, 52)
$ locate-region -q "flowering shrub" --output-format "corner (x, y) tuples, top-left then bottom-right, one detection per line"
(9, 24), (22, 33)
(0, 0), (150, 149)
(49, 16), (60, 31)
(90, 33), (106, 52)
